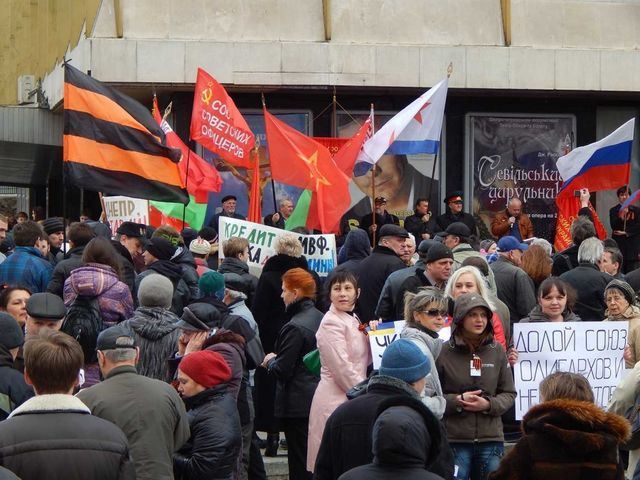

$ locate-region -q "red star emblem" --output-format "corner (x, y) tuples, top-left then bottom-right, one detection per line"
(297, 151), (331, 189)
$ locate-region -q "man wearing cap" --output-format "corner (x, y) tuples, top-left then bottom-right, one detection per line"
(135, 237), (191, 316)
(359, 197), (400, 246)
(436, 191), (477, 236)
(0, 313), (33, 417)
(25, 292), (66, 337)
(490, 236), (536, 323)
(209, 195), (246, 230)
(41, 217), (65, 265)
(115, 221), (147, 274)
(264, 198), (294, 230)
(491, 197), (534, 241)
(354, 224), (409, 322)
(393, 244), (454, 320)
(375, 239), (438, 321)
(222, 272), (259, 334)
(0, 220), (53, 294)
(77, 325), (190, 480)
(403, 198), (437, 241)
(189, 237), (212, 277)
(443, 222), (485, 271)
(314, 339), (454, 480)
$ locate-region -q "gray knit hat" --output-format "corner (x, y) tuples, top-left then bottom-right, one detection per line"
(138, 274), (174, 308)
(605, 279), (637, 306)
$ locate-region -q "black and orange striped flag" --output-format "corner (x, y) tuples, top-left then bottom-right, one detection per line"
(63, 64), (189, 204)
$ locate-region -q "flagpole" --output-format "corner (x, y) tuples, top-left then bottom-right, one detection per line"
(427, 63), (453, 215)
(181, 149), (191, 230)
(262, 93), (279, 216)
(331, 87), (337, 138)
(370, 103), (377, 245)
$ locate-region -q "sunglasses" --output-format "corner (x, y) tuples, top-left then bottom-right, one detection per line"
(421, 309), (448, 317)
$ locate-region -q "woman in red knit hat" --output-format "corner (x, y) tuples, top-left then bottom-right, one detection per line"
(173, 350), (242, 480)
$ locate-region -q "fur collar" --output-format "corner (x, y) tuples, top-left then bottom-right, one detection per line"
(524, 399), (630, 443)
(9, 394), (91, 418)
(368, 374), (421, 399)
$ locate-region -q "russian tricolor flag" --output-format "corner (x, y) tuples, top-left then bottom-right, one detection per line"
(557, 118), (635, 195)
(354, 77), (448, 176)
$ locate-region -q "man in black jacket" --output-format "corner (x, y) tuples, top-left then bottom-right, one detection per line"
(404, 198), (436, 241)
(0, 313), (32, 418)
(354, 224), (409, 322)
(560, 237), (611, 321)
(46, 222), (95, 296)
(609, 185), (640, 273)
(314, 339), (454, 480)
(0, 330), (134, 479)
(359, 197), (400, 246)
(264, 199), (294, 229)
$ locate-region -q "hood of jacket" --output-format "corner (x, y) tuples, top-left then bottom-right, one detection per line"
(125, 307), (180, 340)
(401, 325), (443, 358)
(262, 253), (309, 274)
(67, 263), (120, 297)
(372, 395), (442, 468)
(523, 399), (630, 452)
(148, 259), (183, 282)
(339, 229), (370, 263)
(172, 246), (196, 268)
(525, 304), (581, 322)
(218, 257), (250, 275)
(0, 344), (15, 368)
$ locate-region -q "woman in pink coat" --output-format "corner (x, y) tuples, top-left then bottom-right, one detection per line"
(307, 271), (371, 472)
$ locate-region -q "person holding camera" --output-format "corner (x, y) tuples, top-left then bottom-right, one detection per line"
(436, 293), (516, 480)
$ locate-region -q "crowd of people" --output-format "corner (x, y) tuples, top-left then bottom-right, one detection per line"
(0, 184), (638, 480)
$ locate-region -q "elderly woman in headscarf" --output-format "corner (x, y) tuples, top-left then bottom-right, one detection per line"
(603, 279), (640, 367)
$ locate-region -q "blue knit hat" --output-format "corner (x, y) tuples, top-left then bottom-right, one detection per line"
(379, 339), (430, 383)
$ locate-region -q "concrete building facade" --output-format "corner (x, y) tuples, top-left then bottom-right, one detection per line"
(1, 0), (639, 236)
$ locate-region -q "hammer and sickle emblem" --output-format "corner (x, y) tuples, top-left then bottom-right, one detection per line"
(201, 88), (213, 105)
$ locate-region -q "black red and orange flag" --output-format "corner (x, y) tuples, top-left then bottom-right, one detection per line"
(63, 64), (188, 204)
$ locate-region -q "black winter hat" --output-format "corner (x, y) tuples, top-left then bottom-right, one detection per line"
(144, 237), (177, 261)
(0, 313), (24, 350)
(444, 222), (471, 238)
(425, 243), (453, 263)
(116, 221), (146, 238)
(41, 217), (64, 235)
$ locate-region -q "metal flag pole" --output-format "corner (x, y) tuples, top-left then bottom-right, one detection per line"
(261, 93), (278, 215)
(370, 103), (377, 245)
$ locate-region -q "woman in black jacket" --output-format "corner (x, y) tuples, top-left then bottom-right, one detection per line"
(174, 350), (242, 480)
(262, 267), (323, 480)
(252, 233), (310, 454)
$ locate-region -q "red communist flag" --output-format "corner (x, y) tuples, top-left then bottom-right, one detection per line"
(190, 68), (255, 168)
(153, 97), (222, 202)
(554, 190), (607, 251)
(264, 108), (350, 233)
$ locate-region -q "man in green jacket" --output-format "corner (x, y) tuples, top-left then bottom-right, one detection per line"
(77, 326), (190, 480)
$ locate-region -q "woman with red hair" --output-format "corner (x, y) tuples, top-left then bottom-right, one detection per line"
(261, 267), (323, 480)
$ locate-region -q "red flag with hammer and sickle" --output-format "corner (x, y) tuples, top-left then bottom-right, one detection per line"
(190, 68), (255, 168)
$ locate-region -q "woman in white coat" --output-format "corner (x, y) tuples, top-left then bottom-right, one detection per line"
(307, 271), (371, 472)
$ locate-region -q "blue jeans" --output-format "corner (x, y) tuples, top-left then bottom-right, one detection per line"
(451, 442), (503, 480)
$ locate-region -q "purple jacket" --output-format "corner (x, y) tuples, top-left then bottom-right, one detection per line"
(63, 263), (134, 327)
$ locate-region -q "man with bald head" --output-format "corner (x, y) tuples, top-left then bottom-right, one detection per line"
(491, 197), (534, 241)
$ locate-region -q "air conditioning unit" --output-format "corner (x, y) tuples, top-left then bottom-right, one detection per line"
(17, 75), (36, 104)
